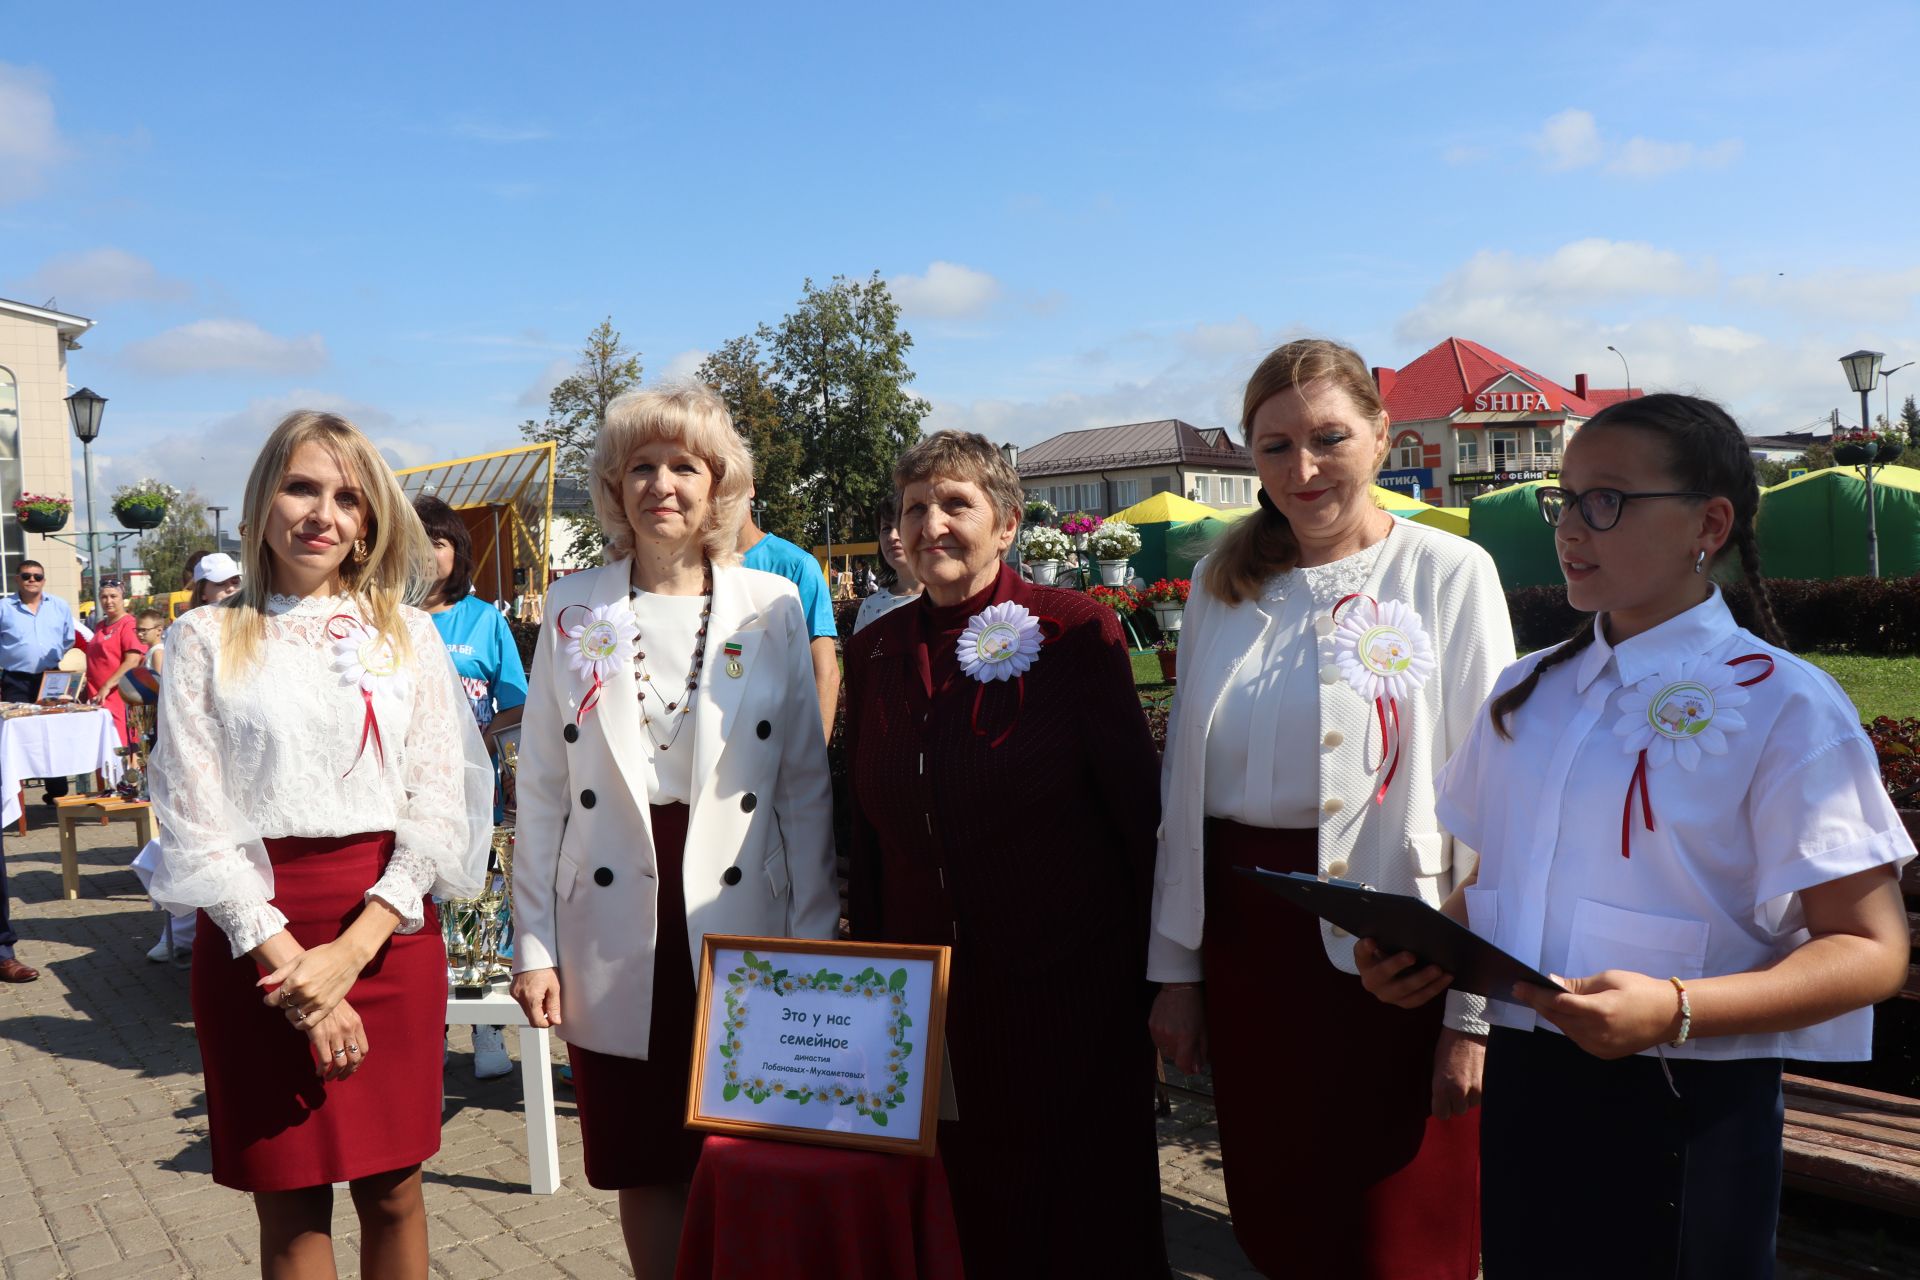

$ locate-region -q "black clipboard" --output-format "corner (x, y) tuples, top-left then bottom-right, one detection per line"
(1234, 867), (1565, 999)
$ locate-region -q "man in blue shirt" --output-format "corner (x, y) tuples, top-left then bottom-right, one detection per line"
(738, 499), (840, 740)
(0, 560), (75, 982)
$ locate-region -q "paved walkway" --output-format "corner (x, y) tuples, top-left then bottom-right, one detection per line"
(0, 808), (1256, 1279)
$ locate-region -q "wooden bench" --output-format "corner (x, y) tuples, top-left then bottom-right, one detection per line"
(1781, 852), (1920, 1215)
(54, 795), (152, 900)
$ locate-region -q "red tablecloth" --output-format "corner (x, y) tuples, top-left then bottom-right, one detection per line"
(677, 1136), (965, 1280)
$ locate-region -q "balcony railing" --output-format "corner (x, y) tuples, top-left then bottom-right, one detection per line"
(1454, 450), (1562, 474)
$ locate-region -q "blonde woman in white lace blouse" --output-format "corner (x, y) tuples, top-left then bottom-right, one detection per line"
(149, 411), (490, 1279)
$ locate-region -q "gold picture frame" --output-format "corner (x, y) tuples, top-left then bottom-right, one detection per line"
(686, 935), (951, 1157)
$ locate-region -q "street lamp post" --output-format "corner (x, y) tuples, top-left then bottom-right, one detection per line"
(824, 504), (833, 590)
(207, 504), (228, 551)
(1881, 361), (1913, 432)
(65, 388), (107, 612)
(1000, 442), (1022, 565)
(1606, 344), (1632, 392)
(1840, 350), (1887, 578)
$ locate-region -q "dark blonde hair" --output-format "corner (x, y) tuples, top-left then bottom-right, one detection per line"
(589, 385), (753, 564)
(1204, 339), (1389, 604)
(892, 431), (1024, 528)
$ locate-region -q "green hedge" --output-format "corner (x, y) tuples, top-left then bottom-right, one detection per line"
(1507, 577), (1920, 655)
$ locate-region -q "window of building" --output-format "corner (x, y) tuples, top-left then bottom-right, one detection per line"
(1150, 475), (1174, 494)
(1490, 430), (1519, 466)
(1239, 477), (1254, 505)
(1532, 427), (1556, 458)
(0, 367), (19, 579)
(1192, 475), (1210, 503)
(1393, 432), (1423, 470)
(1457, 436), (1479, 470)
(1111, 479), (1140, 508)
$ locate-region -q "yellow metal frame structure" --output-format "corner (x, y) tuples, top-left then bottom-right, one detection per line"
(394, 442), (557, 604)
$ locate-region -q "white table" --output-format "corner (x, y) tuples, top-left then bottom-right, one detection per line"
(0, 708), (123, 830)
(444, 986), (562, 1194)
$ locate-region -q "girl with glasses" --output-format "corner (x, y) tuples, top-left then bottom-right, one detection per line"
(1356, 393), (1912, 1278)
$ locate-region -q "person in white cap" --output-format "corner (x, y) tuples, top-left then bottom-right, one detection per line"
(136, 548), (244, 961)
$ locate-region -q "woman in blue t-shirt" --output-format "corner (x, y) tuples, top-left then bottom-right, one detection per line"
(415, 496), (529, 1079)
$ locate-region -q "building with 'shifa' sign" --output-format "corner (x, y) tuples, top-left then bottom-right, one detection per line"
(1371, 337), (1639, 506)
(1015, 419), (1257, 517)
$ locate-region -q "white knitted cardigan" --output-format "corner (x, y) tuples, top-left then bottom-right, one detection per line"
(1149, 518), (1516, 1033)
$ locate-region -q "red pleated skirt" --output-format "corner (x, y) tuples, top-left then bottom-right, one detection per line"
(191, 832), (445, 1193)
(1203, 818), (1480, 1279)
(568, 802), (705, 1189)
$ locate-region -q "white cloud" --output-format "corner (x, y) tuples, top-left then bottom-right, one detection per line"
(659, 349), (709, 383)
(1729, 267), (1920, 324)
(1535, 109), (1603, 171)
(1400, 241), (1717, 342)
(889, 261), (1002, 318)
(0, 63), (65, 202)
(516, 356), (577, 410)
(1531, 108), (1740, 179)
(120, 319), (328, 377)
(14, 248), (191, 308)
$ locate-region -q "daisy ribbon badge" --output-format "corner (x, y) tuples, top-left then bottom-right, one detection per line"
(1613, 652), (1775, 857)
(955, 601), (1046, 747)
(1330, 594), (1436, 804)
(553, 602), (639, 726)
(327, 615), (412, 776)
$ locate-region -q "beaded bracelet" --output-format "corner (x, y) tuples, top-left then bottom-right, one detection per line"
(1668, 976), (1692, 1048)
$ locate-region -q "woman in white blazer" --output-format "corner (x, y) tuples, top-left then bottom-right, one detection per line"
(510, 386), (834, 1280)
(1147, 340), (1514, 1280)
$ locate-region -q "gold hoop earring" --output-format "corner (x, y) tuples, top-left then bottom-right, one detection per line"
(352, 539), (370, 564)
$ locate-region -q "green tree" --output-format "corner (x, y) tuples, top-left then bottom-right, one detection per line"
(763, 274), (929, 546)
(519, 318), (643, 565)
(135, 485), (212, 594)
(697, 334), (811, 545)
(1901, 394), (1920, 441)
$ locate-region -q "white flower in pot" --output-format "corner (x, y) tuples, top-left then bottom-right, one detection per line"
(1088, 519), (1140, 584)
(1020, 526), (1071, 585)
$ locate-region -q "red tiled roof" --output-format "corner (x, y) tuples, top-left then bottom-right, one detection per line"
(1378, 337), (1637, 423)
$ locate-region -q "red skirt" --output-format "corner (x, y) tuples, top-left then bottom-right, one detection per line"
(568, 802), (705, 1189)
(1202, 818), (1480, 1279)
(191, 832), (445, 1193)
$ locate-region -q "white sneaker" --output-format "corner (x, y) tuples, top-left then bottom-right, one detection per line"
(147, 937), (185, 963)
(473, 1025), (512, 1079)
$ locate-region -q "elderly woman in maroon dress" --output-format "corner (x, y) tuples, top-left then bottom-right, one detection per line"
(846, 431), (1168, 1278)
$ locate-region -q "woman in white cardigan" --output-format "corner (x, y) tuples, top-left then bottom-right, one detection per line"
(510, 386), (835, 1280)
(1148, 339), (1513, 1279)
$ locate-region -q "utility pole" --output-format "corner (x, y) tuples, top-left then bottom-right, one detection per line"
(207, 505), (227, 551)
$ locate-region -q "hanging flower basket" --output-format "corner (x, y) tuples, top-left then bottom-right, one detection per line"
(1152, 601), (1185, 632)
(1097, 558), (1132, 586)
(14, 494), (71, 534)
(1880, 440), (1906, 464)
(1835, 442), (1870, 465)
(114, 501), (167, 530)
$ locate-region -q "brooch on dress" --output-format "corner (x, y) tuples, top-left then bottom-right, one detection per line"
(1330, 594), (1436, 805)
(553, 602), (639, 725)
(954, 601), (1047, 748)
(1611, 652), (1774, 857)
(327, 615), (413, 776)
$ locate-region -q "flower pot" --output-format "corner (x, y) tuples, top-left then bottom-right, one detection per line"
(114, 504), (166, 530)
(1151, 601), (1185, 632)
(1879, 441), (1905, 464)
(1835, 442), (1870, 465)
(1097, 558), (1131, 586)
(1156, 649), (1177, 683)
(19, 509), (68, 534)
(1030, 560), (1061, 586)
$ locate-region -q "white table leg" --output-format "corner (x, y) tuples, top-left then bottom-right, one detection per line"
(518, 1025), (561, 1195)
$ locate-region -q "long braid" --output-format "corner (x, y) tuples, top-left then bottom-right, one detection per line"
(1733, 522), (1787, 648)
(1489, 620), (1598, 740)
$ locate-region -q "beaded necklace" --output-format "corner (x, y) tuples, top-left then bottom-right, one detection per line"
(629, 564), (712, 754)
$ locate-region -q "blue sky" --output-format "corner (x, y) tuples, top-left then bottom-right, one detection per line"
(5, 1), (1918, 512)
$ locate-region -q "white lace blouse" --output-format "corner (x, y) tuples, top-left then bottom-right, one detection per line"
(148, 593), (492, 956)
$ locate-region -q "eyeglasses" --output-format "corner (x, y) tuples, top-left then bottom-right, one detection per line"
(17, 573), (42, 582)
(1536, 486), (1711, 532)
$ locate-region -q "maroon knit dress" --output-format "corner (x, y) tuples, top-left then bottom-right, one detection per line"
(846, 565), (1169, 1279)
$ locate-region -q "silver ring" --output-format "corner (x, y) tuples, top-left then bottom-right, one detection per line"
(347, 1043), (361, 1053)
(333, 1049), (348, 1058)
(292, 1011), (307, 1025)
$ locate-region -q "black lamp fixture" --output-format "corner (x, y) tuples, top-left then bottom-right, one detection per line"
(1840, 350), (1885, 398)
(1000, 441), (1020, 470)
(66, 387), (107, 442)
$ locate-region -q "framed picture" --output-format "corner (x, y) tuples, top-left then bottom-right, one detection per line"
(35, 671), (78, 704)
(686, 935), (951, 1157)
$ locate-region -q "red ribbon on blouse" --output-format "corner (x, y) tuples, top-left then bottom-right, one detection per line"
(326, 614), (388, 777)
(1619, 652), (1775, 858)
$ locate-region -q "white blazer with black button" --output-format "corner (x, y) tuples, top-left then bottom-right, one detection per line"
(511, 559), (836, 1059)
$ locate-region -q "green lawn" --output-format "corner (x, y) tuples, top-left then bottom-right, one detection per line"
(1133, 649), (1920, 722)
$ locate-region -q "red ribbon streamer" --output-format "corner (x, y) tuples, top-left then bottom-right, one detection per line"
(327, 614), (388, 777)
(1330, 593), (1405, 806)
(553, 604), (605, 726)
(1619, 652), (1777, 857)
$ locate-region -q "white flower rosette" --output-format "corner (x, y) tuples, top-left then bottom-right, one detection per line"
(555, 602), (639, 721)
(1611, 653), (1773, 856)
(1332, 598), (1435, 703)
(326, 616), (414, 774)
(956, 601), (1043, 683)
